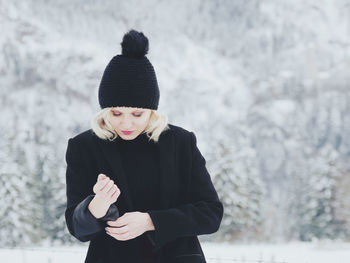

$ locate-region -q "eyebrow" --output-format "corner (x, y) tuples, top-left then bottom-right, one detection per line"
(112, 109), (144, 113)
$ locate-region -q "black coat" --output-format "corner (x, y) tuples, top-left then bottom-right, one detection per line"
(65, 123), (224, 263)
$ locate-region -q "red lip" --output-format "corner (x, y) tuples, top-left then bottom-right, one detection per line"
(121, 130), (134, 135)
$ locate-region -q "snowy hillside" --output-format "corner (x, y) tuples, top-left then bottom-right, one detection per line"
(1, 0), (350, 246)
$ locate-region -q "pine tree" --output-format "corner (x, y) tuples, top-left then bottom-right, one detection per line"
(288, 145), (343, 241)
(208, 126), (266, 241)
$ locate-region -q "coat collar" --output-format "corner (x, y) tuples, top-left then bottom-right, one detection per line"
(95, 129), (178, 211)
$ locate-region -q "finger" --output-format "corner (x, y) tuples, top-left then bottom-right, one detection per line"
(106, 220), (118, 227)
(107, 217), (127, 227)
(107, 220), (125, 227)
(107, 184), (117, 195)
(106, 226), (128, 235)
(96, 177), (109, 188)
(93, 179), (107, 193)
(98, 174), (108, 181)
(110, 187), (120, 200)
(107, 185), (118, 197)
(102, 180), (114, 193)
(116, 232), (131, 241)
(97, 178), (111, 191)
(107, 231), (130, 241)
(95, 178), (108, 192)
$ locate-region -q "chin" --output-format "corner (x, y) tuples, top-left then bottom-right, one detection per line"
(122, 137), (134, 140)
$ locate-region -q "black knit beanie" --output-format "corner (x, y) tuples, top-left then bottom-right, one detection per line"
(98, 29), (160, 110)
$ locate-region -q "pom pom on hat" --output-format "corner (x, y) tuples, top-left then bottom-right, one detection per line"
(121, 29), (149, 58)
(98, 29), (159, 110)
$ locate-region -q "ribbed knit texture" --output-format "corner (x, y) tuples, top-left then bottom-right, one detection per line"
(98, 54), (160, 110)
(115, 132), (160, 263)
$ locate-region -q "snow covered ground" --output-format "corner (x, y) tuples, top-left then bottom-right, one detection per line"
(0, 241), (349, 263)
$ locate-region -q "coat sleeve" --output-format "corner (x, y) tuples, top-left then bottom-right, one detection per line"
(72, 194), (119, 242)
(65, 138), (119, 242)
(146, 131), (224, 250)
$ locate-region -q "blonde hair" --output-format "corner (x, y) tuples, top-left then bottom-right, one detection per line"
(90, 107), (169, 143)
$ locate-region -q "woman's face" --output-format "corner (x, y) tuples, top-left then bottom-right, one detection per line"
(109, 106), (152, 140)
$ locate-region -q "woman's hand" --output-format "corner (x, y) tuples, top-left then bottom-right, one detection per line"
(93, 173), (120, 205)
(88, 174), (121, 219)
(105, 212), (155, 241)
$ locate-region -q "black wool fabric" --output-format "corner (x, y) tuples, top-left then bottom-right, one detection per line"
(65, 124), (224, 263)
(98, 55), (160, 110)
(115, 132), (160, 263)
(98, 30), (160, 110)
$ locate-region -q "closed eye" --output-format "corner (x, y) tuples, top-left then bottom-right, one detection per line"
(112, 113), (142, 117)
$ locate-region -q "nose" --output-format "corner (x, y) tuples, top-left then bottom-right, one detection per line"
(121, 115), (133, 129)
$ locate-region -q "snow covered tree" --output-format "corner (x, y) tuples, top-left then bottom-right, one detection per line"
(287, 145), (344, 241)
(206, 126), (266, 241)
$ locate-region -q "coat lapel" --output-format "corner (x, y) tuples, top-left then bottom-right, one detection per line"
(157, 129), (178, 209)
(96, 137), (134, 211)
(95, 129), (178, 212)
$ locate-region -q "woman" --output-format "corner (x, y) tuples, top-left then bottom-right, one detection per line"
(65, 29), (223, 263)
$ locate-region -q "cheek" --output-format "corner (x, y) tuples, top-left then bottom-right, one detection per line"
(135, 117), (149, 127)
(109, 118), (120, 127)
